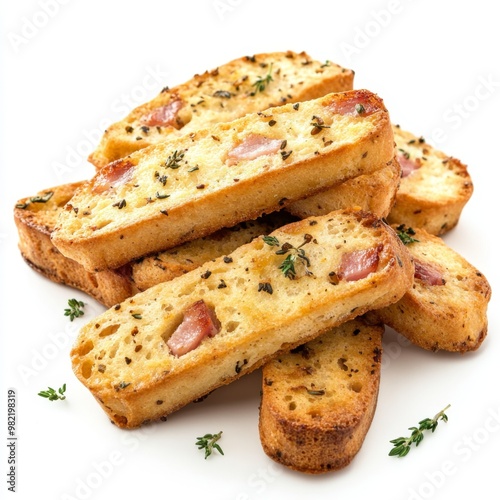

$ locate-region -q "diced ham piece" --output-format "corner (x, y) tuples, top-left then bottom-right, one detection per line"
(414, 259), (445, 286)
(398, 153), (421, 177)
(326, 92), (380, 117)
(338, 245), (382, 282)
(227, 134), (282, 166)
(141, 99), (183, 127)
(167, 300), (221, 357)
(92, 160), (135, 194)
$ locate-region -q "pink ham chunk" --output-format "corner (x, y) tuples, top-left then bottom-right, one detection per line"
(397, 152), (421, 177)
(338, 245), (382, 282)
(227, 134), (282, 166)
(414, 259), (445, 286)
(167, 300), (221, 356)
(92, 160), (135, 194)
(141, 99), (183, 128)
(326, 91), (380, 117)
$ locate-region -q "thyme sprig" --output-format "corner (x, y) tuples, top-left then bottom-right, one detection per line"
(64, 299), (85, 321)
(252, 63), (273, 94)
(396, 224), (419, 245)
(195, 431), (224, 459)
(16, 191), (54, 209)
(263, 234), (313, 279)
(165, 150), (185, 169)
(389, 404), (451, 457)
(38, 384), (67, 401)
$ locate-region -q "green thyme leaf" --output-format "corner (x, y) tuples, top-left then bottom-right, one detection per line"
(279, 253), (297, 279)
(252, 63), (273, 94)
(165, 150), (185, 169)
(195, 431), (224, 459)
(16, 191), (54, 210)
(264, 234), (313, 279)
(396, 224), (419, 245)
(64, 299), (85, 321)
(263, 235), (280, 247)
(38, 384), (66, 401)
(389, 404), (451, 457)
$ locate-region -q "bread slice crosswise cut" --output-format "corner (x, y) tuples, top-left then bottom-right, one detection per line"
(374, 225), (491, 352)
(70, 210), (413, 428)
(259, 317), (384, 474)
(387, 125), (473, 235)
(287, 156), (400, 220)
(52, 89), (394, 271)
(89, 51), (354, 168)
(13, 182), (140, 306)
(13, 154), (398, 308)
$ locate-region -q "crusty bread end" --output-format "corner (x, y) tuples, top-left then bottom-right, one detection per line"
(259, 317), (383, 474)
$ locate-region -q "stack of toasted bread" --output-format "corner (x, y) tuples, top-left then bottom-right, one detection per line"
(13, 51), (491, 474)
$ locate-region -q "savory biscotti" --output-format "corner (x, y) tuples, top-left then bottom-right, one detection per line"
(259, 317), (383, 474)
(14, 182), (140, 306)
(14, 182), (294, 306)
(15, 156), (398, 306)
(89, 51), (354, 168)
(387, 125), (473, 235)
(131, 159), (400, 290)
(70, 209), (413, 428)
(373, 225), (491, 352)
(127, 211), (296, 292)
(52, 89), (394, 271)
(288, 156), (400, 219)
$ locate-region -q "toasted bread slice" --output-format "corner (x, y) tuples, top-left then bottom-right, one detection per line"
(373, 225), (491, 352)
(259, 317), (383, 474)
(70, 209), (413, 428)
(14, 183), (140, 306)
(288, 156), (400, 219)
(89, 51), (354, 168)
(14, 183), (295, 306)
(52, 90), (394, 271)
(15, 154), (398, 305)
(387, 125), (473, 235)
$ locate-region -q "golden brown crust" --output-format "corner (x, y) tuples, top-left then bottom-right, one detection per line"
(89, 51), (354, 168)
(387, 125), (473, 235)
(52, 90), (394, 271)
(14, 184), (138, 306)
(373, 225), (491, 352)
(13, 155), (397, 308)
(70, 209), (413, 428)
(129, 211), (296, 291)
(288, 156), (400, 219)
(259, 318), (383, 474)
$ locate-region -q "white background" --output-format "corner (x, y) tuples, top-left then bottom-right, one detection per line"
(1, 1), (499, 499)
